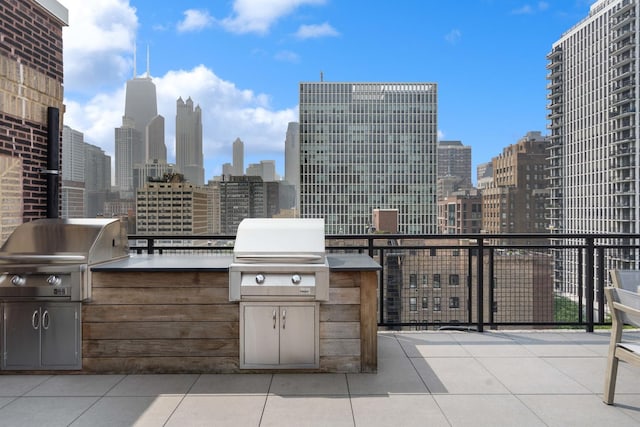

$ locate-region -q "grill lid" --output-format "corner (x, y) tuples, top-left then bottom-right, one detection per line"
(0, 218), (129, 266)
(233, 218), (325, 264)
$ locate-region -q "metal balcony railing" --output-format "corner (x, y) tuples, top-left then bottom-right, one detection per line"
(128, 233), (640, 333)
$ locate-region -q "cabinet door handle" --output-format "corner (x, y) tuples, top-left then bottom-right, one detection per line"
(272, 309), (277, 329)
(282, 309), (286, 330)
(42, 310), (50, 330)
(31, 310), (39, 330)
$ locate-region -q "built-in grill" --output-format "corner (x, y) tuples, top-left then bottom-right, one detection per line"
(0, 218), (129, 302)
(229, 218), (329, 369)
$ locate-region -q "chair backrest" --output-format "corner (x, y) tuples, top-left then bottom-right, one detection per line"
(610, 269), (640, 293)
(606, 287), (640, 328)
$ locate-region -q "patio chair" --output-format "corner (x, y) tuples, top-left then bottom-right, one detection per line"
(610, 269), (640, 293)
(603, 286), (640, 405)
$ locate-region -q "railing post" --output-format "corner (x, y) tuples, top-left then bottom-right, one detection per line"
(596, 246), (605, 325)
(477, 237), (484, 333)
(147, 237), (155, 255)
(379, 248), (385, 327)
(586, 237), (594, 333)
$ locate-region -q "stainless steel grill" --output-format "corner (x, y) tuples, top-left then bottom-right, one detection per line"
(229, 218), (329, 302)
(0, 218), (129, 301)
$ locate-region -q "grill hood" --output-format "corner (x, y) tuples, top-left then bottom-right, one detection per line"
(233, 218), (326, 264)
(0, 218), (129, 266)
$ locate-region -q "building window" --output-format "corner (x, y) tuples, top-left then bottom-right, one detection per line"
(409, 274), (417, 288)
(449, 274), (460, 286)
(492, 301), (498, 312)
(433, 274), (441, 288)
(422, 297), (428, 309)
(409, 297), (417, 311)
(433, 297), (441, 311)
(422, 274), (428, 286)
(449, 297), (460, 309)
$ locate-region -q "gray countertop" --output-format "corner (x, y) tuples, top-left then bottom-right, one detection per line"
(92, 253), (381, 272)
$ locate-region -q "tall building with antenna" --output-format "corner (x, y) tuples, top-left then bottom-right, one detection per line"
(115, 45), (166, 194)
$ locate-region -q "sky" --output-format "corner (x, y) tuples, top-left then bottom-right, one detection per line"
(57, 0), (597, 184)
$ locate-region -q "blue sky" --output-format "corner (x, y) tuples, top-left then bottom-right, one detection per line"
(58, 0), (596, 183)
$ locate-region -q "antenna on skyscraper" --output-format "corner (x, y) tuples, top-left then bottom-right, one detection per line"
(320, 71), (324, 82)
(146, 45), (150, 78)
(133, 43), (137, 78)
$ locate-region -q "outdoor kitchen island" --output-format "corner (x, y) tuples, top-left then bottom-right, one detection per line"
(85, 252), (380, 374)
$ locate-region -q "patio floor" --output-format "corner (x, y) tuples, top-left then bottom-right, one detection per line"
(0, 330), (639, 426)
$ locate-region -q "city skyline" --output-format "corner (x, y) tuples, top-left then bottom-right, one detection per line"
(58, 0), (597, 183)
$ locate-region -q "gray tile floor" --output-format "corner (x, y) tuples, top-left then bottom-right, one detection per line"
(0, 330), (639, 426)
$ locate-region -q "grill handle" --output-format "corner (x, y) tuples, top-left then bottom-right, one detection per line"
(272, 309), (277, 329)
(31, 310), (39, 330)
(282, 309), (286, 329)
(42, 310), (50, 330)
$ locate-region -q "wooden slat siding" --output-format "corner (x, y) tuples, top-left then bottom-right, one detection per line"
(82, 269), (376, 373)
(91, 271), (229, 288)
(82, 357), (239, 374)
(360, 270), (378, 373)
(83, 322), (238, 340)
(319, 304), (360, 322)
(82, 305), (238, 322)
(329, 272), (358, 287)
(90, 287), (229, 305)
(320, 339), (360, 357)
(319, 356), (360, 373)
(320, 322), (360, 339)
(83, 339), (238, 358)
(329, 287), (360, 304)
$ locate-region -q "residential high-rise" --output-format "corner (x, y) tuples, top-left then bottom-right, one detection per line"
(233, 137), (244, 176)
(299, 82), (438, 234)
(85, 143), (111, 217)
(217, 176), (265, 234)
(481, 131), (548, 236)
(147, 115), (166, 162)
(61, 126), (86, 218)
(136, 181), (208, 235)
(115, 118), (142, 196)
(437, 140), (472, 197)
(176, 97), (204, 185)
(246, 160), (276, 181)
(0, 0), (67, 244)
(284, 122), (300, 207)
(547, 0), (640, 289)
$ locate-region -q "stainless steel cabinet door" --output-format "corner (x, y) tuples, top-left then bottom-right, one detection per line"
(243, 304), (280, 366)
(279, 305), (316, 366)
(2, 302), (41, 369)
(40, 302), (81, 369)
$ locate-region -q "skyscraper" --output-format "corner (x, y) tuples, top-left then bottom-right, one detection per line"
(299, 82), (438, 234)
(284, 122), (300, 208)
(115, 51), (165, 197)
(176, 97), (204, 185)
(233, 137), (244, 176)
(437, 140), (472, 190)
(547, 0), (640, 281)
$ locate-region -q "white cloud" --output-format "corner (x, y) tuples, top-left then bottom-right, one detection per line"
(220, 0), (326, 34)
(444, 29), (462, 44)
(295, 22), (339, 39)
(177, 9), (213, 33)
(63, 65), (297, 181)
(59, 0), (138, 93)
(274, 50), (301, 63)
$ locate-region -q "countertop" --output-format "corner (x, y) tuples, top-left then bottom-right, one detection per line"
(91, 253), (381, 272)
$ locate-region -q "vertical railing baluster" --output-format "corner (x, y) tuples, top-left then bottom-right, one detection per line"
(477, 237), (484, 333)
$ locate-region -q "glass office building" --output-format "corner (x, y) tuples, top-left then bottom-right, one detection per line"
(299, 82), (438, 234)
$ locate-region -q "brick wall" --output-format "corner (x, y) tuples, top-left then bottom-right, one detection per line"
(0, 0), (66, 237)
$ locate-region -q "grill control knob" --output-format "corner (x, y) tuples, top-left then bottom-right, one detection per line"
(11, 275), (26, 286)
(255, 274), (265, 284)
(47, 275), (62, 287)
(291, 274), (302, 285)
